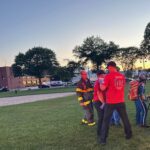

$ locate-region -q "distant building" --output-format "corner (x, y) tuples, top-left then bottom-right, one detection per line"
(0, 66), (49, 89)
(22, 76), (49, 87)
(0, 66), (24, 89)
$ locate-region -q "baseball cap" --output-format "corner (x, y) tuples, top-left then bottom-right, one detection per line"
(106, 61), (117, 68)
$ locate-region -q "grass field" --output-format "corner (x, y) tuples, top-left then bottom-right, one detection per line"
(0, 87), (75, 98)
(0, 82), (149, 150)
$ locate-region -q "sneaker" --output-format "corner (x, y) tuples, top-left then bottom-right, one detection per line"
(100, 140), (106, 145)
(126, 134), (132, 140)
(81, 119), (88, 125)
(140, 125), (150, 128)
(88, 121), (96, 126)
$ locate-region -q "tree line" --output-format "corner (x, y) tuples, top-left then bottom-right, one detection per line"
(12, 22), (150, 85)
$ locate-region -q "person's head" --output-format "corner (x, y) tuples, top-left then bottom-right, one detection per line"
(96, 70), (105, 77)
(106, 61), (117, 72)
(139, 74), (146, 83)
(80, 70), (87, 80)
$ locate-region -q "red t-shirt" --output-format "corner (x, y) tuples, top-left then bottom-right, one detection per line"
(93, 80), (99, 101)
(93, 77), (105, 102)
(103, 71), (125, 104)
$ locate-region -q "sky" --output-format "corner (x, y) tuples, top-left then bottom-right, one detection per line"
(0, 0), (150, 68)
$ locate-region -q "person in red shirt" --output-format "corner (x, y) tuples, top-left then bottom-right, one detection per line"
(99, 61), (132, 145)
(93, 70), (105, 138)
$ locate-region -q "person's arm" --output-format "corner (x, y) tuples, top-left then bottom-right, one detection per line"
(76, 82), (85, 105)
(97, 90), (105, 103)
(100, 75), (109, 91)
(87, 79), (93, 92)
(94, 81), (105, 109)
(94, 80), (104, 103)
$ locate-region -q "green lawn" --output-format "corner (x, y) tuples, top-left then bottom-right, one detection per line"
(0, 86), (75, 98)
(0, 82), (149, 150)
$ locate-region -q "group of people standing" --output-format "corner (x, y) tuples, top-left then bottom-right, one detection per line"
(76, 61), (133, 145)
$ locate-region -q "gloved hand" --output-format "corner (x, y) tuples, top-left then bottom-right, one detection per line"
(100, 103), (105, 109)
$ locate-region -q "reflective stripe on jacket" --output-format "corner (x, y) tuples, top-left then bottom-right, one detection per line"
(76, 78), (93, 106)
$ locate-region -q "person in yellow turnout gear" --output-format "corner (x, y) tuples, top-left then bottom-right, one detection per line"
(76, 70), (95, 126)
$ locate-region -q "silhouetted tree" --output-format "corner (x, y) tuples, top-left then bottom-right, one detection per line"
(12, 47), (59, 86)
(140, 22), (150, 58)
(73, 36), (118, 70)
(116, 47), (139, 71)
(12, 53), (25, 77)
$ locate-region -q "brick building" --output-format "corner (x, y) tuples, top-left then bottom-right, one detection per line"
(0, 66), (24, 89)
(0, 67), (49, 89)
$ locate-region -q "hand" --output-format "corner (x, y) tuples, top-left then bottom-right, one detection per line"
(100, 103), (105, 109)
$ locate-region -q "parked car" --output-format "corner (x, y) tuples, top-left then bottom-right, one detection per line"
(0, 87), (9, 92)
(38, 84), (50, 88)
(50, 81), (64, 86)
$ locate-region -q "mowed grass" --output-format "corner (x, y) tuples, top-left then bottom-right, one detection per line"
(0, 87), (75, 98)
(0, 82), (149, 150)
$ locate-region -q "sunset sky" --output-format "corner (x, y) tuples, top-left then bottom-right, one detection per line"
(0, 0), (149, 68)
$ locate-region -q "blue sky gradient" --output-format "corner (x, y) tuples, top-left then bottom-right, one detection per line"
(0, 0), (150, 67)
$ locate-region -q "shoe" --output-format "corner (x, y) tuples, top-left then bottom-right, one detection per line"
(100, 140), (106, 145)
(140, 125), (150, 128)
(126, 134), (132, 140)
(88, 121), (96, 126)
(81, 119), (88, 125)
(100, 142), (106, 145)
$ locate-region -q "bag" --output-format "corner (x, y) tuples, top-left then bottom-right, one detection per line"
(128, 80), (139, 101)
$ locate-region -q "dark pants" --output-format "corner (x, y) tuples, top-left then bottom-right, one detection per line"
(100, 103), (132, 143)
(93, 101), (104, 136)
(83, 102), (94, 123)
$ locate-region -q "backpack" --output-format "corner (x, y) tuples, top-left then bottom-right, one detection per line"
(128, 80), (139, 101)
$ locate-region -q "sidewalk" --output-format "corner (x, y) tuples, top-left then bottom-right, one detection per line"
(0, 92), (75, 107)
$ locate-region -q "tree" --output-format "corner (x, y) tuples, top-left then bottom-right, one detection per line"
(51, 66), (71, 81)
(73, 36), (118, 70)
(51, 61), (81, 82)
(116, 47), (139, 71)
(12, 53), (25, 77)
(140, 22), (150, 58)
(12, 47), (59, 86)
(66, 60), (81, 76)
